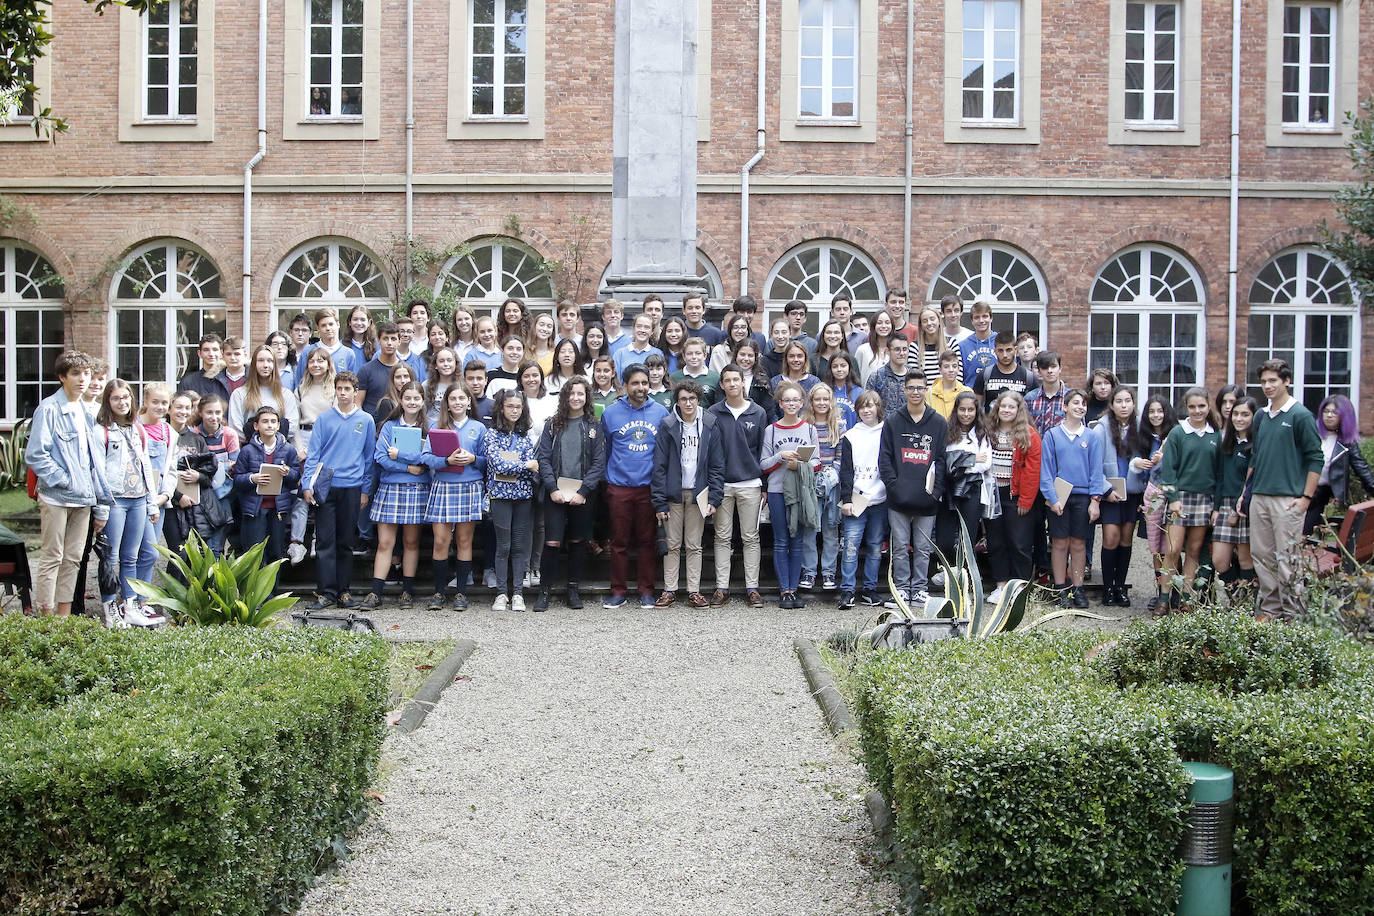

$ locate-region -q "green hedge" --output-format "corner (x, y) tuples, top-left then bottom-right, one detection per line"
(853, 614), (1374, 915)
(0, 615), (388, 915)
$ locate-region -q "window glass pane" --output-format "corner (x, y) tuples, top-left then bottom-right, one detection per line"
(472, 86), (494, 115)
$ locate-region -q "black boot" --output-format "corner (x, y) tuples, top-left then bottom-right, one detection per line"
(534, 588), (550, 612)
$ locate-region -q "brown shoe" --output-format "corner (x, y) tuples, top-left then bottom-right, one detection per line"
(688, 592), (709, 608)
(709, 588), (729, 607)
(746, 589), (764, 608)
(654, 590), (677, 607)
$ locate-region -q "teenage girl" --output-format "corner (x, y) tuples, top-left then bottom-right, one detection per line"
(771, 341), (820, 394)
(914, 307), (944, 382)
(498, 297), (532, 345)
(470, 316), (503, 369)
(1306, 394), (1374, 534)
(534, 378), (607, 610)
(1159, 387), (1220, 609)
(937, 391), (992, 570)
(424, 346), (461, 425)
(1040, 388), (1109, 608)
(801, 382), (847, 591)
(984, 391), (1041, 599)
(1084, 368), (1118, 425)
(644, 353), (673, 409)
(451, 306), (476, 364)
(1212, 396), (1258, 599)
(97, 380), (164, 626)
(370, 362), (416, 426)
(347, 304), (378, 366)
(1213, 384), (1243, 431)
(164, 390), (221, 561)
(810, 320), (849, 382)
(731, 341), (775, 419)
(1137, 395), (1179, 614)
(484, 389), (540, 611)
(528, 312), (557, 375)
(230, 344), (301, 444)
(194, 393), (240, 557)
(711, 315), (754, 373)
(136, 384), (173, 584)
(579, 323), (610, 373)
(425, 385), (487, 611)
(836, 390), (888, 609)
(590, 356), (620, 419)
(547, 338), (582, 394)
(1094, 384), (1143, 607)
(854, 310), (894, 384)
(823, 351), (862, 429)
(657, 316), (689, 375)
(760, 381), (822, 609)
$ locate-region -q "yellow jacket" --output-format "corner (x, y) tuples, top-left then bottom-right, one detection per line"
(927, 380), (971, 422)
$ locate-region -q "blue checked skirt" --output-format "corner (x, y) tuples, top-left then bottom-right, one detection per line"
(371, 481), (430, 525)
(425, 478), (485, 524)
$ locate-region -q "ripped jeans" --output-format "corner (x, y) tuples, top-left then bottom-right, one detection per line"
(839, 506), (888, 593)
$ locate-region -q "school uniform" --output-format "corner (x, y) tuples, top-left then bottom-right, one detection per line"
(372, 420), (446, 526)
(300, 406), (376, 601)
(232, 435), (301, 563)
(1160, 422), (1221, 527)
(1213, 440), (1252, 544)
(1039, 423), (1109, 541)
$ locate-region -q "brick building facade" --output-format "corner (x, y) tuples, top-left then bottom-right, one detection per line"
(1, 0), (1370, 428)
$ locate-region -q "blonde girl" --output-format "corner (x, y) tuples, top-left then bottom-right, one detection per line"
(230, 344), (301, 446)
(527, 312), (557, 375)
(801, 382), (847, 590)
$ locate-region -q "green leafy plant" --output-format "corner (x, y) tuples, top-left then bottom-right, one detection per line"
(129, 531), (295, 626)
(0, 419), (31, 491)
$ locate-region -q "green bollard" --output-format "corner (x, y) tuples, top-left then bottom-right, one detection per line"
(1176, 762), (1234, 916)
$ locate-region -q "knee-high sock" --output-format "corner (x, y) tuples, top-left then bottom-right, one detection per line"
(566, 541), (586, 585)
(1116, 543), (1132, 589)
(453, 558), (471, 596)
(432, 558), (451, 597)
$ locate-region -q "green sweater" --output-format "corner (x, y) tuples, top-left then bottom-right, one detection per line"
(1160, 424), (1220, 497)
(1249, 400), (1324, 497)
(669, 368), (722, 407)
(1213, 441), (1251, 505)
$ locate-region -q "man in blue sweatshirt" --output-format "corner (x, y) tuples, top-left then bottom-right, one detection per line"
(301, 371), (376, 609)
(600, 364), (670, 608)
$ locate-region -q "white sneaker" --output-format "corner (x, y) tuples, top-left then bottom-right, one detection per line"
(448, 576), (460, 589)
(987, 585), (1005, 605)
(930, 572), (946, 591)
(492, 594), (510, 612)
(103, 600), (129, 629)
(122, 598), (164, 628)
(287, 542), (307, 566)
(522, 570), (533, 588)
(528, 571), (541, 587)
(510, 593), (526, 612)
(484, 569), (497, 589)
(910, 590), (930, 609)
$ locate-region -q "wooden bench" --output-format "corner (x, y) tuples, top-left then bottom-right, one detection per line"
(1314, 499), (1374, 575)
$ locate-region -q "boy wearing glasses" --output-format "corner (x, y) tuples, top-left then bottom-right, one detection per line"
(878, 368), (947, 608)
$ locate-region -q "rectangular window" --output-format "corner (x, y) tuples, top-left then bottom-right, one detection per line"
(962, 0), (1019, 122)
(470, 0), (528, 118)
(1, 64), (35, 121)
(115, 306), (226, 390)
(3, 309), (65, 425)
(308, 0), (364, 119)
(1124, 2), (1177, 124)
(1246, 311), (1356, 413)
(798, 0), (857, 119)
(1090, 309), (1201, 409)
(1282, 3), (1335, 128)
(144, 0), (198, 119)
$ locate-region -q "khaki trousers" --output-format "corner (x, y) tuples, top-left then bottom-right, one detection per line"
(714, 484), (763, 590)
(36, 501), (92, 610)
(664, 490), (706, 592)
(1249, 494), (1304, 619)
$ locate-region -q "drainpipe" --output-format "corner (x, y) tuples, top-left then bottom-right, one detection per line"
(241, 0), (267, 339)
(739, 0), (767, 296)
(902, 0), (914, 291)
(1226, 0), (1241, 385)
(405, 0), (415, 290)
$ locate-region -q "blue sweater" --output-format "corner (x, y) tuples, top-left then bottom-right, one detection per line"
(1040, 423), (1110, 505)
(434, 418), (488, 483)
(302, 406), (376, 492)
(295, 341), (358, 385)
(601, 396), (670, 487)
(958, 332), (997, 385)
(374, 419), (447, 487)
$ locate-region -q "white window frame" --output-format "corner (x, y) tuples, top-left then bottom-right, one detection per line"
(467, 0), (528, 120)
(943, 0), (1040, 143)
(1281, 2), (1335, 130)
(142, 0), (198, 122)
(1108, 0), (1198, 145)
(928, 242), (1048, 345)
(118, 0), (215, 141)
(109, 241), (227, 390)
(1123, 1), (1178, 127)
(0, 243), (66, 426)
(1265, 0), (1357, 148)
(271, 238), (391, 331)
(763, 240), (885, 333)
(306, 0), (364, 122)
(1246, 247), (1360, 414)
(798, 0), (859, 121)
(283, 0), (379, 140)
(436, 237), (554, 313)
(960, 0), (1021, 124)
(0, 51), (49, 143)
(780, 0), (877, 142)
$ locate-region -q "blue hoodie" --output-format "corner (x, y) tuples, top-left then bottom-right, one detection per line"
(374, 419), (448, 487)
(601, 396), (669, 487)
(302, 406), (376, 493)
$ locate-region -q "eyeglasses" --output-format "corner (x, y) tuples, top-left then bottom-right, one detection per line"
(677, 395), (699, 402)
(905, 385), (927, 392)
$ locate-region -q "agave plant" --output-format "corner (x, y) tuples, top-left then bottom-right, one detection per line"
(129, 531), (296, 627)
(0, 419), (31, 491)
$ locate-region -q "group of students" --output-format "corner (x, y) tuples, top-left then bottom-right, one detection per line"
(25, 289), (1368, 624)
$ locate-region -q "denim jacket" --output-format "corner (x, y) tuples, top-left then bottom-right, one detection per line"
(26, 390), (113, 519)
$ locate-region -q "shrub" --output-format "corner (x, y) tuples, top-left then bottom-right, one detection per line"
(0, 615), (388, 915)
(853, 617), (1374, 915)
(130, 532), (296, 627)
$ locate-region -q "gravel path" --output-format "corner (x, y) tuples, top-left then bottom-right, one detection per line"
(297, 598), (900, 916)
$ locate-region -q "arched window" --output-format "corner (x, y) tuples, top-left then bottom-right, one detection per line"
(436, 237), (554, 313)
(765, 239), (883, 337)
(929, 243), (1047, 343)
(696, 251), (723, 300)
(1247, 247), (1359, 414)
(271, 238), (391, 331)
(0, 242), (65, 424)
(1088, 245), (1204, 409)
(110, 240), (226, 391)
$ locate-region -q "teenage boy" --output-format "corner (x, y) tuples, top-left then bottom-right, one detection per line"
(865, 333), (911, 414)
(464, 360), (496, 426)
(973, 331), (1035, 410)
(289, 312), (316, 364)
(233, 405), (302, 565)
(601, 364), (670, 608)
(784, 300), (818, 354)
(957, 300), (997, 385)
(927, 349), (972, 420)
(886, 288), (918, 341)
(406, 300), (431, 357)
(1016, 332), (1039, 372)
(83, 359), (109, 418)
(729, 294), (769, 349)
(641, 294), (665, 337)
(707, 365), (768, 607)
(668, 337), (720, 406)
(1242, 359), (1325, 620)
(613, 313), (663, 383)
(301, 371), (376, 609)
(651, 380), (724, 607)
(603, 299), (630, 352)
(356, 322), (407, 414)
(878, 368), (947, 607)
(179, 334), (230, 400)
(27, 351), (111, 616)
(831, 293), (865, 351)
(216, 337), (249, 395)
(485, 336), (526, 396)
(940, 294), (973, 350)
(298, 307), (359, 383)
(681, 292), (723, 348)
(394, 315), (428, 379)
(555, 300), (583, 347)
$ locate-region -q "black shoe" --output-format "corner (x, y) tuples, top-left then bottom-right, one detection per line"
(779, 592), (793, 609)
(1117, 586), (1132, 608)
(793, 592), (807, 608)
(1072, 586), (1090, 609)
(534, 589), (550, 612)
(1054, 585), (1071, 608)
(305, 595), (335, 611)
(566, 583), (583, 609)
(859, 590), (882, 607)
(838, 590), (855, 609)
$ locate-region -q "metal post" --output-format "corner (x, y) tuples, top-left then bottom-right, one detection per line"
(1177, 762), (1234, 916)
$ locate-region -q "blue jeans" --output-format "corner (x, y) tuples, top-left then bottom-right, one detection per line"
(840, 507), (888, 592)
(768, 492), (812, 592)
(104, 496), (149, 601)
(802, 489), (841, 581)
(138, 511), (164, 585)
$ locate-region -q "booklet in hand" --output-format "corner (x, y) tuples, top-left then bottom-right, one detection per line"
(391, 425), (422, 456)
(850, 492), (871, 515)
(1053, 476), (1075, 505)
(257, 463), (289, 496)
(310, 466), (334, 502)
(795, 445), (816, 462)
(556, 476), (583, 499)
(695, 487), (711, 515)
(427, 429), (460, 458)
(1106, 476), (1127, 500)
(177, 478), (201, 505)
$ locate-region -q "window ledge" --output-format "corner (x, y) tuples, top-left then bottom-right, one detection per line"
(1124, 123), (1183, 132)
(796, 117), (861, 128)
(134, 118), (199, 126)
(1281, 125), (1338, 134)
(304, 116), (365, 124)
(960, 119), (1023, 129)
(465, 115), (530, 124)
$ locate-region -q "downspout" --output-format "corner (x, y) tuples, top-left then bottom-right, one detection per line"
(1226, 0), (1241, 385)
(405, 0), (415, 289)
(739, 0), (767, 295)
(902, 0), (914, 291)
(241, 0), (267, 339)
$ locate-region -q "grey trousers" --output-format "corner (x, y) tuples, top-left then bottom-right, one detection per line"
(887, 508), (936, 596)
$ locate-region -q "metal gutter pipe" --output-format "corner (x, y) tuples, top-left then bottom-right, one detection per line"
(739, 0), (766, 295)
(241, 0), (267, 338)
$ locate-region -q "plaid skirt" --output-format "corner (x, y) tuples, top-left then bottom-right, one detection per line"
(1212, 509), (1250, 544)
(371, 481), (429, 525)
(425, 478), (485, 524)
(1168, 490), (1213, 528)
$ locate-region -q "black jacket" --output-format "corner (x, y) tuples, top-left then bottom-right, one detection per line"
(1328, 438), (1374, 504)
(707, 398), (768, 484)
(535, 413), (608, 498)
(878, 406), (948, 515)
(651, 409), (725, 513)
(163, 429), (223, 546)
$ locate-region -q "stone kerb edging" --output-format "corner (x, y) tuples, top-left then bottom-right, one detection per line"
(393, 639), (477, 734)
(793, 636), (894, 846)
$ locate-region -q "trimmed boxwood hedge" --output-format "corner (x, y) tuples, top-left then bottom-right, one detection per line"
(0, 614), (388, 915)
(853, 613), (1374, 915)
